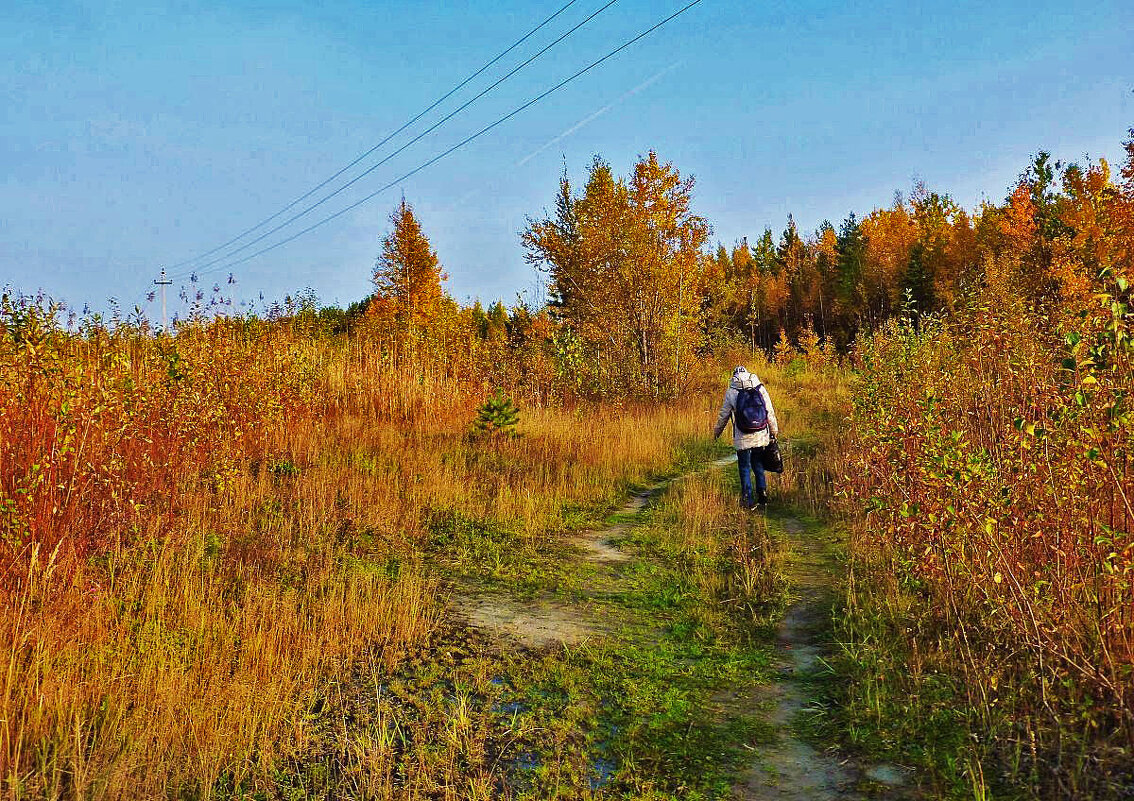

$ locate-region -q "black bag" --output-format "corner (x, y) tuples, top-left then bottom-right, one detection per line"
(735, 384), (769, 433)
(760, 436), (784, 473)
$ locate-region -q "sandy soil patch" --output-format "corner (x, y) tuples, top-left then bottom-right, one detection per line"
(450, 592), (604, 649)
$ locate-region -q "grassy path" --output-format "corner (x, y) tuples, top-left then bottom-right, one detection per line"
(448, 456), (736, 650)
(438, 455), (915, 799)
(275, 452), (913, 799)
(730, 511), (854, 800)
(732, 509), (915, 800)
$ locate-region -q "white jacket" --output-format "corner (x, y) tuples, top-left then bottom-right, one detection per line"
(713, 368), (779, 450)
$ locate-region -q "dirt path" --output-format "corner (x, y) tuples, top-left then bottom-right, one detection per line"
(448, 457), (735, 649)
(731, 514), (913, 801)
(732, 514), (858, 800)
(447, 458), (912, 798)
(446, 483), (663, 648)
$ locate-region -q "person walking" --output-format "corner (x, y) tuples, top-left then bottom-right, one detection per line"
(712, 365), (780, 509)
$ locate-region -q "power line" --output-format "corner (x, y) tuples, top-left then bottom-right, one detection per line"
(167, 0), (582, 274)
(188, 0), (704, 280)
(168, 0), (618, 280)
(169, 0), (621, 280)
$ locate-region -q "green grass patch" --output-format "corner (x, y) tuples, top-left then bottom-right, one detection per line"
(268, 445), (786, 799)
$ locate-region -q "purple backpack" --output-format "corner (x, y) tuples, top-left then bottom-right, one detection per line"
(735, 385), (769, 433)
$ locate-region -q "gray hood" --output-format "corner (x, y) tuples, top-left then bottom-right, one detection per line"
(730, 368), (762, 391)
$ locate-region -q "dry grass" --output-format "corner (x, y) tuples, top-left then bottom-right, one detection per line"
(0, 301), (724, 799)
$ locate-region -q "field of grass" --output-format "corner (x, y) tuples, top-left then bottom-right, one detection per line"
(254, 354), (850, 799)
(6, 264), (1130, 801)
(2, 289), (872, 800)
(0, 298), (771, 798)
(270, 465), (783, 800)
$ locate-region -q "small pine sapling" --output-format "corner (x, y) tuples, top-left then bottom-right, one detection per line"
(471, 391), (521, 438)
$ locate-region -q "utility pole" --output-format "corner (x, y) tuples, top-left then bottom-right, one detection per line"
(154, 268), (173, 333)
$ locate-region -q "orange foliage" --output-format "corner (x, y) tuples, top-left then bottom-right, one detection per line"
(843, 135), (1134, 794)
(861, 202), (916, 310)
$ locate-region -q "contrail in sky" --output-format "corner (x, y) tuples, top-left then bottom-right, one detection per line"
(517, 60), (684, 167)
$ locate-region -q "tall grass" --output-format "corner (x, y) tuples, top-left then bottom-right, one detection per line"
(0, 296), (725, 798)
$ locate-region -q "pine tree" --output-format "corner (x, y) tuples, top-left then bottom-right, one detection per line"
(470, 300), (489, 339)
(373, 199), (445, 332)
(902, 241), (936, 313)
(485, 301), (508, 342)
(471, 391), (521, 438)
(836, 212), (867, 312)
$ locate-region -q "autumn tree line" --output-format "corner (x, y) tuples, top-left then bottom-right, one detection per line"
(346, 133), (1133, 402)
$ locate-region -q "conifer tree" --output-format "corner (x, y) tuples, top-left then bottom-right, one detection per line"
(485, 301), (508, 342)
(373, 199), (445, 332)
(470, 300), (489, 339)
(471, 391), (521, 438)
(836, 212), (867, 313)
(902, 241), (936, 313)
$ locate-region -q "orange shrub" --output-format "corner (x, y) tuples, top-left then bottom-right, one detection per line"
(843, 264), (1133, 794)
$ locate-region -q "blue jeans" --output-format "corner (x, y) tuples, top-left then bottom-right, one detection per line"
(737, 447), (767, 506)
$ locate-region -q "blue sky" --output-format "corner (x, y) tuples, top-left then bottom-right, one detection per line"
(2, 0), (1131, 318)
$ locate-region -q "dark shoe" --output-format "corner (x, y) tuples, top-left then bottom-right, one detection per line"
(755, 490), (769, 508)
